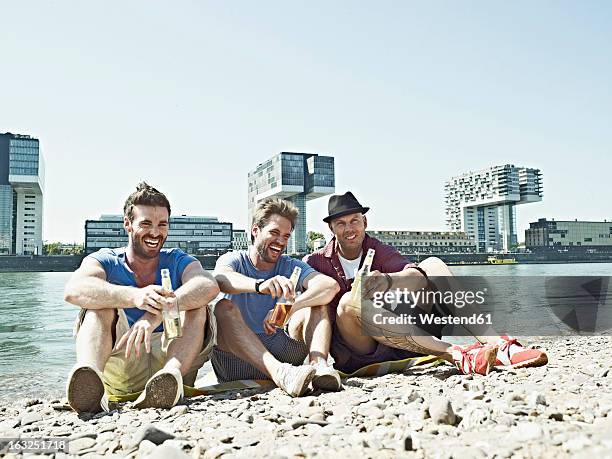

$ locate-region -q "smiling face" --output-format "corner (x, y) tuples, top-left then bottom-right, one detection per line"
(252, 214), (293, 265)
(125, 205), (169, 260)
(329, 212), (367, 258)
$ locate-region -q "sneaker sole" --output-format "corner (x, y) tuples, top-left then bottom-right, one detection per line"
(312, 374), (342, 392)
(494, 353), (548, 370)
(289, 369), (316, 397)
(134, 373), (180, 409)
(67, 367), (105, 414)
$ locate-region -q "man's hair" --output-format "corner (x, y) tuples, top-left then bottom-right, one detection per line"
(251, 198), (299, 243)
(123, 182), (171, 222)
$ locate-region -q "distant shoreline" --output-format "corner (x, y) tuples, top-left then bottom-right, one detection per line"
(1, 254), (612, 273)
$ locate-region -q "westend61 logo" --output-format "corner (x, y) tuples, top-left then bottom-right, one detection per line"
(372, 288), (487, 309)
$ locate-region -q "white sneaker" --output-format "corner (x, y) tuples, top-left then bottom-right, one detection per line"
(66, 364), (109, 414)
(134, 367), (183, 409)
(275, 363), (316, 397)
(312, 362), (342, 392)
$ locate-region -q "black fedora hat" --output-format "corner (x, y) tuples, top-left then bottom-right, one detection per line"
(323, 191), (370, 223)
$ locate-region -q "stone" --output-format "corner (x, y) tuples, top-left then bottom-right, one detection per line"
(129, 424), (175, 447)
(428, 397), (456, 426)
(563, 436), (591, 452)
(289, 418), (329, 429)
(20, 412), (42, 426)
(512, 422), (543, 441)
(459, 406), (489, 429)
(148, 444), (192, 459)
(527, 392), (547, 407)
(69, 437), (96, 454)
(357, 405), (384, 419)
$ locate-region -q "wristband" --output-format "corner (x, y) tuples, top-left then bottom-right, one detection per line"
(254, 279), (265, 294)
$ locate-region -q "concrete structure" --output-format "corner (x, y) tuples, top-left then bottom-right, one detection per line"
(85, 215), (232, 255)
(0, 133), (45, 255)
(526, 218), (612, 253)
(445, 164), (542, 253)
(232, 229), (249, 251)
(248, 152), (334, 254)
(368, 230), (476, 255)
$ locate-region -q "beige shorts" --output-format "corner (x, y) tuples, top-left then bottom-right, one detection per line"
(74, 305), (216, 396)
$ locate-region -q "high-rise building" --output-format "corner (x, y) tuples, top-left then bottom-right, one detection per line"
(445, 164), (542, 253)
(248, 152), (335, 254)
(232, 229), (249, 251)
(0, 133), (45, 255)
(367, 230), (476, 255)
(85, 215), (232, 255)
(526, 218), (612, 253)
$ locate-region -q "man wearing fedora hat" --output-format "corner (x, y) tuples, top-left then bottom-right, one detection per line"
(304, 191), (548, 376)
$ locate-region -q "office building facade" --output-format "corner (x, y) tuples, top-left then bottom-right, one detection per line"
(248, 152), (335, 254)
(445, 164), (542, 253)
(85, 215), (232, 255)
(526, 218), (612, 253)
(368, 230), (476, 255)
(0, 133), (45, 255)
(232, 229), (249, 251)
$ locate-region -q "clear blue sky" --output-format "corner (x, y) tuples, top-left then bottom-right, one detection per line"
(1, 1), (611, 243)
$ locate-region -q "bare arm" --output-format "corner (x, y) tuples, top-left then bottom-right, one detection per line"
(175, 260), (220, 311)
(214, 265), (259, 294)
(291, 272), (340, 314)
(63, 257), (152, 311)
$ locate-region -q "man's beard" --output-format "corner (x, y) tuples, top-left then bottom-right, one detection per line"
(256, 240), (277, 264)
(132, 235), (165, 259)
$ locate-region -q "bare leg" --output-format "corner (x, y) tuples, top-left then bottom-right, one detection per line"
(214, 299), (282, 379)
(336, 291), (454, 362)
(418, 257), (499, 344)
(75, 308), (116, 372)
(163, 307), (207, 376)
(287, 305), (331, 365)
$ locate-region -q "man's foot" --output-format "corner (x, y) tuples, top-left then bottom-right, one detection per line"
(66, 364), (108, 414)
(133, 367), (183, 409)
(274, 363), (316, 397)
(495, 336), (548, 369)
(451, 343), (498, 375)
(312, 362), (342, 392)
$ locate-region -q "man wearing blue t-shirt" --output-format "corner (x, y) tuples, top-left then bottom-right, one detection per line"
(64, 183), (220, 413)
(213, 198), (342, 396)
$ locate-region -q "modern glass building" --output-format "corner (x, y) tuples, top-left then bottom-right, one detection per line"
(526, 218), (612, 253)
(0, 132), (45, 255)
(248, 152), (335, 254)
(232, 229), (249, 251)
(85, 215), (232, 255)
(445, 164), (542, 253)
(368, 230), (476, 255)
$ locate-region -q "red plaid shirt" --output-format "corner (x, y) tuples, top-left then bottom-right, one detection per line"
(303, 234), (415, 311)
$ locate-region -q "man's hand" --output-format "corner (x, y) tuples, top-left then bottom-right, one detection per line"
(259, 276), (295, 300)
(131, 285), (169, 315)
(362, 270), (393, 299)
(262, 309), (277, 335)
(114, 312), (163, 358)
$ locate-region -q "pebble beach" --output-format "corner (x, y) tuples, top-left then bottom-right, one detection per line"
(1, 336), (611, 459)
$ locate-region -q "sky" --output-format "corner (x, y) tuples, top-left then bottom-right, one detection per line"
(1, 1), (611, 243)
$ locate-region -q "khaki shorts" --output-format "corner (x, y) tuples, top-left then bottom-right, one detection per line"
(74, 305), (216, 396)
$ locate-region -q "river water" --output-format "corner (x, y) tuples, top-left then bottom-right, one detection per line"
(1, 263), (611, 402)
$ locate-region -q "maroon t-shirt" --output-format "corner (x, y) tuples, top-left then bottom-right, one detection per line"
(303, 234), (415, 311)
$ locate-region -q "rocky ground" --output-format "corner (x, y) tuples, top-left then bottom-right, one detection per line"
(1, 336), (611, 459)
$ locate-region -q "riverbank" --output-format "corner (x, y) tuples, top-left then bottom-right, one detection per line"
(1, 335), (610, 458)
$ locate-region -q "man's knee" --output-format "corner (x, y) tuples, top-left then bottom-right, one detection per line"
(214, 299), (241, 323)
(82, 308), (116, 328)
(337, 292), (360, 320)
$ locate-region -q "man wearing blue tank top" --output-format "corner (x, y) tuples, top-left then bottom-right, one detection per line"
(64, 183), (220, 413)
